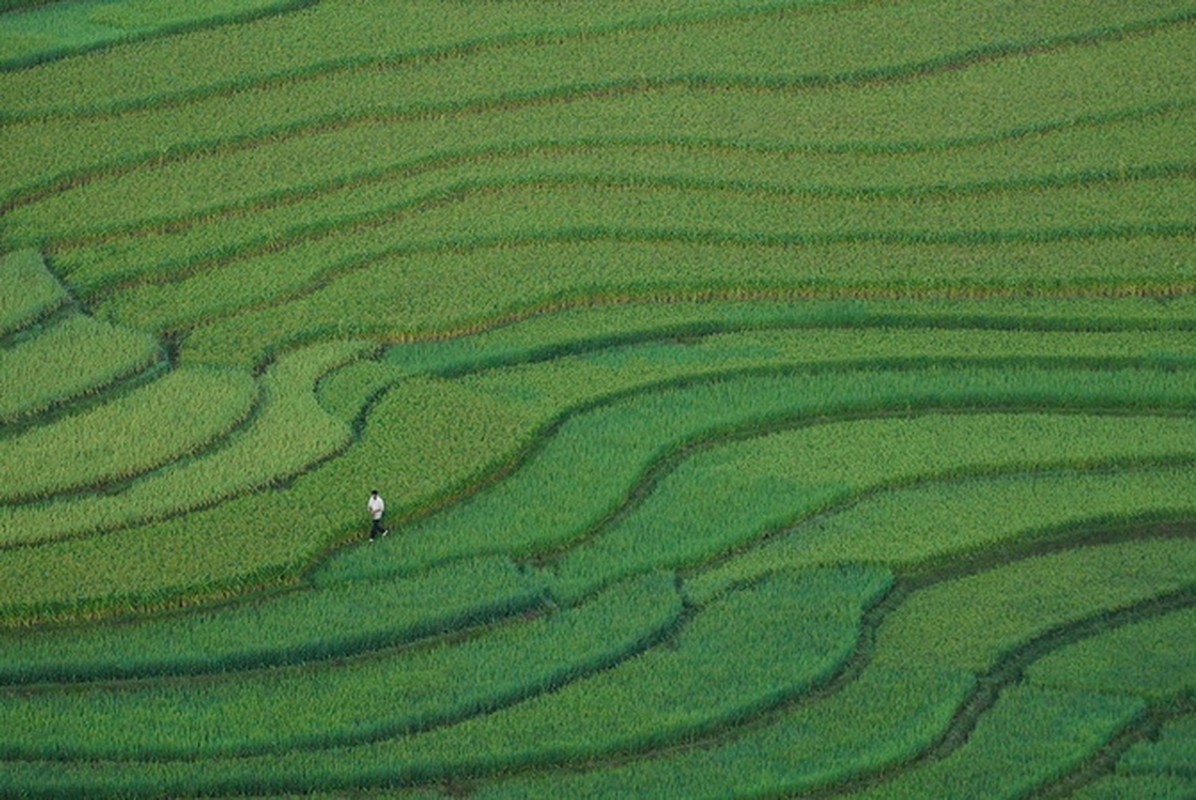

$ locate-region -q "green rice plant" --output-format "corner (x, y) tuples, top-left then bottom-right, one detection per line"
(0, 571), (678, 759)
(491, 327), (1196, 412)
(0, 1), (52, 12)
(0, 0), (836, 203)
(314, 364), (1196, 587)
(0, 555), (545, 685)
(0, 248), (66, 335)
(0, 312), (161, 423)
(0, 365), (255, 504)
(839, 686), (1144, 800)
(304, 375), (546, 535)
(367, 308), (1196, 489)
(398, 328), (1070, 498)
(3, 2), (1195, 794)
(252, 793), (436, 800)
(6, 332), (1195, 624)
(1027, 607), (1196, 701)
(1118, 713), (1196, 781)
(551, 413), (1196, 602)
(0, 339), (365, 548)
(9, 327), (1194, 623)
(334, 567), (889, 779)
(0, 489), (314, 625)
(1068, 774), (1196, 800)
(267, 792), (437, 800)
(0, 0), (829, 118)
(0, 371), (543, 624)
(871, 537), (1196, 674)
(27, 142), (1188, 268)
(314, 358), (406, 425)
(479, 539), (1195, 799)
(471, 665), (974, 800)
(697, 464), (1196, 599)
(0, 567), (893, 796)
(0, 0), (315, 71)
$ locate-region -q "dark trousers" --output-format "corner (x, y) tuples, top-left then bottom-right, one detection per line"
(370, 517), (385, 539)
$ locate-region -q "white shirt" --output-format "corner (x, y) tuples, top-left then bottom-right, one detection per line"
(368, 495), (384, 519)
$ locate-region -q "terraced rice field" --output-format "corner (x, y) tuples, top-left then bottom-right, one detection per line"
(1, 1), (1194, 797)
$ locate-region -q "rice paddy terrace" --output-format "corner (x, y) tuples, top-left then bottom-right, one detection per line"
(0, 1), (1194, 797)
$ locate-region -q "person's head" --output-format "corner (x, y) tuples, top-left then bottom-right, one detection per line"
(371, 490), (379, 497)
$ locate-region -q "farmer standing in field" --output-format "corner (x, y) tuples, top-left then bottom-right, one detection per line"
(368, 489), (388, 541)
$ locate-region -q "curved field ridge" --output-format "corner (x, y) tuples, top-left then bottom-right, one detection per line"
(0, 1), (1194, 797)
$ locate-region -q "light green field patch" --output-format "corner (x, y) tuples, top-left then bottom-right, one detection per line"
(2, 1), (1195, 794)
(0, 0), (845, 116)
(3, 0), (1193, 203)
(0, 365), (255, 503)
(177, 234), (1196, 368)
(0, 312), (160, 422)
(0, 339), (365, 548)
(41, 102), (1196, 308)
